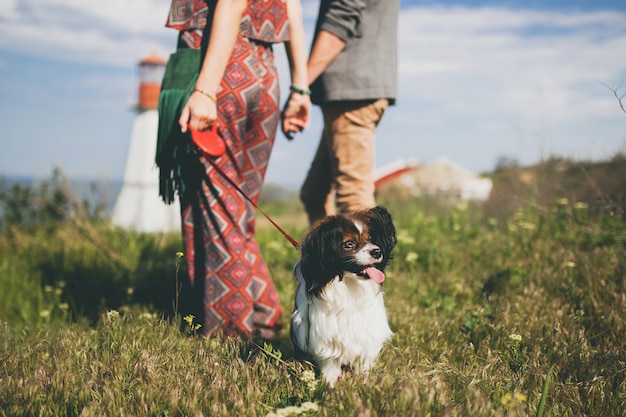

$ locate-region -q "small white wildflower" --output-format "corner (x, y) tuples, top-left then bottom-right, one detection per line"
(140, 312), (156, 320)
(44, 285), (54, 293)
(59, 303), (69, 311)
(300, 369), (319, 391)
(556, 198), (569, 206)
(566, 261), (576, 268)
(39, 310), (50, 318)
(276, 406), (299, 416)
(268, 404), (322, 417)
(106, 310), (120, 320)
(508, 333), (522, 342)
(300, 370), (316, 383)
(300, 402), (319, 412)
(396, 230), (416, 245)
(574, 202), (588, 210)
(127, 287), (134, 296)
(405, 252), (419, 263)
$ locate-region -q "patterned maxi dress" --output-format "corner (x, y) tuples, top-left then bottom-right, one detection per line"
(164, 0), (288, 339)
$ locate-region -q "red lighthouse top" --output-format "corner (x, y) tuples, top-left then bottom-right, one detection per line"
(137, 52), (166, 110)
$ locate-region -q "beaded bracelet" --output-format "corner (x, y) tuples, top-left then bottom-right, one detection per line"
(193, 88), (217, 104)
(290, 85), (312, 96)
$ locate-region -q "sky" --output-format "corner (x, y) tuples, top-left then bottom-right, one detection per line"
(1, 0), (625, 189)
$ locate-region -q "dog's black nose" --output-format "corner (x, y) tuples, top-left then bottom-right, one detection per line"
(370, 248), (382, 259)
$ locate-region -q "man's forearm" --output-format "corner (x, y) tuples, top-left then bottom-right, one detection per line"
(307, 30), (346, 86)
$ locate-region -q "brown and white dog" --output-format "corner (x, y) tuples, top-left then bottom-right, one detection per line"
(290, 206), (397, 386)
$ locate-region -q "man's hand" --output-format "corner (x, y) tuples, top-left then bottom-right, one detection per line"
(281, 92), (311, 140)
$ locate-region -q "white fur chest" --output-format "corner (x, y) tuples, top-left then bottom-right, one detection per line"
(302, 272), (392, 371)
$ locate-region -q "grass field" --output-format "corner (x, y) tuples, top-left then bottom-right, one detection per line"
(0, 159), (625, 416)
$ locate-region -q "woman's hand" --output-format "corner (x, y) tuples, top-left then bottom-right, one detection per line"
(179, 90), (218, 133)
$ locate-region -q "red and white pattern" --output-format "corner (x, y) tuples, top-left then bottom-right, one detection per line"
(239, 0), (290, 42)
(166, 0), (289, 49)
(179, 37), (283, 339)
(166, 0), (210, 31)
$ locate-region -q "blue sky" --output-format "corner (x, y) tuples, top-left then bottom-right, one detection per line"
(1, 0), (625, 188)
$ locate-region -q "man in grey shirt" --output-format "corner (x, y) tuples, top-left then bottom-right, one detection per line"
(298, 0), (400, 224)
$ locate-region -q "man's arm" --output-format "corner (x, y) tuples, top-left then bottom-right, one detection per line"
(307, 29), (346, 85)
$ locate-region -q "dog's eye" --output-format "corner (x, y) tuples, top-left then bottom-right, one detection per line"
(343, 239), (357, 250)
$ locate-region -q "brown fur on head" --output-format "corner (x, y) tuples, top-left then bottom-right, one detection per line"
(298, 206), (397, 297)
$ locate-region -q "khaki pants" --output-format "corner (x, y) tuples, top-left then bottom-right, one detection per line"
(300, 98), (388, 224)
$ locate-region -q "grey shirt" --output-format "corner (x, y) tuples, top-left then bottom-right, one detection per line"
(310, 0), (400, 105)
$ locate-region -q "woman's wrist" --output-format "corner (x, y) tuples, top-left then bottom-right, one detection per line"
(193, 88), (217, 104)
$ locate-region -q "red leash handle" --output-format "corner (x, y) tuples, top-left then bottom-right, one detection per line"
(188, 123), (226, 157)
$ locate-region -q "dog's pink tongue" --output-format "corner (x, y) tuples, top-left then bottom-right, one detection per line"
(364, 267), (385, 284)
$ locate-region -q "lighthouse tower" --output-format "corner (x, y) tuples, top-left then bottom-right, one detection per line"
(112, 52), (181, 233)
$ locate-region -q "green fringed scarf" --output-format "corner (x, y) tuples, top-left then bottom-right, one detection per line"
(156, 48), (203, 204)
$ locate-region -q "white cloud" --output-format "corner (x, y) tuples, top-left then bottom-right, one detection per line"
(381, 6), (626, 172)
(0, 0), (173, 66)
(0, 0), (17, 17)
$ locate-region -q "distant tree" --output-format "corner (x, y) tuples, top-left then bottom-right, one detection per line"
(0, 167), (81, 229)
(599, 80), (626, 115)
(494, 156), (519, 172)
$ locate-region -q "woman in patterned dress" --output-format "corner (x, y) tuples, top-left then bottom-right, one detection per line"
(160, 0), (310, 339)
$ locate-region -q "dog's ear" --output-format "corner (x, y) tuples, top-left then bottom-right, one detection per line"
(300, 216), (345, 295)
(365, 206), (397, 257)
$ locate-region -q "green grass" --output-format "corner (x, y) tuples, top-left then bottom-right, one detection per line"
(1, 163), (625, 416)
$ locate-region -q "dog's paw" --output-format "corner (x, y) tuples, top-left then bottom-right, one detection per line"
(319, 360), (343, 388)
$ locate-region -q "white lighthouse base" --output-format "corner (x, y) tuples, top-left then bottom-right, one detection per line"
(112, 109), (181, 233)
